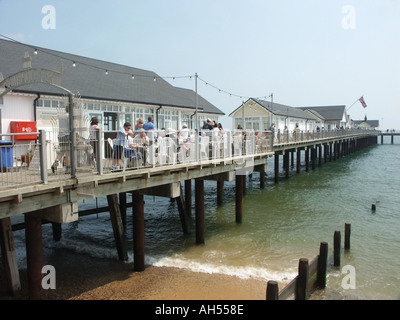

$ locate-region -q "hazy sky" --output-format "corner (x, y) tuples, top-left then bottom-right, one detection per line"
(1, 0), (399, 130)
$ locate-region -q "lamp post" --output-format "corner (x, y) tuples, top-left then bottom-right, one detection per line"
(242, 100), (245, 129)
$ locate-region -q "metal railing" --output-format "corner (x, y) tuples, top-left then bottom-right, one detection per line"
(0, 128), (380, 190)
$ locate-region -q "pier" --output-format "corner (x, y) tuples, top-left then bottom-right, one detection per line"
(0, 128), (379, 299)
(380, 130), (400, 144)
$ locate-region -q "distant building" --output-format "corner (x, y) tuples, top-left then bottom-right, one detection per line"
(351, 116), (379, 130)
(229, 98), (351, 132)
(298, 105), (350, 130)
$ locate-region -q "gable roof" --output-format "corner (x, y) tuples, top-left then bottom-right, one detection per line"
(297, 105), (346, 121)
(229, 98), (314, 120)
(352, 119), (379, 128)
(0, 39), (224, 115)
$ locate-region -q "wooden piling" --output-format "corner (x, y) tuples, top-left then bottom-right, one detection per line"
(119, 192), (127, 229)
(24, 212), (45, 300)
(344, 223), (351, 250)
(184, 180), (192, 217)
(274, 153), (279, 183)
(235, 174), (244, 224)
(107, 194), (128, 261)
(51, 222), (62, 241)
(266, 280), (279, 300)
(132, 192), (145, 271)
(260, 169), (265, 189)
(195, 179), (205, 245)
(217, 180), (224, 205)
(334, 230), (341, 267)
(295, 258), (309, 300)
(176, 187), (189, 235)
(305, 148), (309, 172)
(296, 149), (301, 173)
(0, 217), (21, 295)
(317, 241), (328, 288)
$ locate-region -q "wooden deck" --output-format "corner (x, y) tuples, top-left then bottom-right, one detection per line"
(0, 129), (380, 220)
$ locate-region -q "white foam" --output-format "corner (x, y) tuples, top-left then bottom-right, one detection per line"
(150, 255), (296, 283)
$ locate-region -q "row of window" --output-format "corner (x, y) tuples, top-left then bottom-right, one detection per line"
(36, 99), (208, 131)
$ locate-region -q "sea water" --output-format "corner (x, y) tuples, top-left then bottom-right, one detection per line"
(8, 136), (400, 300)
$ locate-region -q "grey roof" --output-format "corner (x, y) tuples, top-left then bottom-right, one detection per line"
(0, 38), (224, 115)
(303, 108), (326, 120)
(229, 98), (314, 120)
(297, 105), (346, 121)
(352, 119), (379, 128)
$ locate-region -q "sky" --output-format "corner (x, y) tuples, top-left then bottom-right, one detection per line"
(1, 0), (399, 130)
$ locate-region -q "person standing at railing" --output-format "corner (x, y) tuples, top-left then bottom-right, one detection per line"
(89, 117), (100, 164)
(112, 122), (134, 170)
(134, 118), (144, 137)
(143, 116), (157, 146)
(52, 116), (71, 174)
(269, 123), (276, 144)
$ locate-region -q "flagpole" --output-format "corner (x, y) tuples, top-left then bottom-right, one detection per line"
(346, 95), (364, 112)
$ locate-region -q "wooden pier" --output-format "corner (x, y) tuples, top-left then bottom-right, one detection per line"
(0, 129), (379, 299)
(380, 131), (400, 144)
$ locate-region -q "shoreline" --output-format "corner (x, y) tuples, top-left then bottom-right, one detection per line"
(0, 250), (286, 300)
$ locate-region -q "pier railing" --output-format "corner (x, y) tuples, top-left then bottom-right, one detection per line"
(0, 128), (379, 190)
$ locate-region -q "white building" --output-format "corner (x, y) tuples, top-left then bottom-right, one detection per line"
(0, 38), (224, 143)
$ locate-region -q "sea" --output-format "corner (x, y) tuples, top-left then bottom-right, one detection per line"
(7, 135), (400, 300)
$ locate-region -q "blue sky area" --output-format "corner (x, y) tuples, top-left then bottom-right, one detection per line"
(1, 0), (399, 130)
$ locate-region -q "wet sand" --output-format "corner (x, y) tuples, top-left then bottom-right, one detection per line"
(0, 250), (284, 300)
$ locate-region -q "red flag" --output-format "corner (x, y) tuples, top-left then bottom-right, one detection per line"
(359, 96), (367, 108)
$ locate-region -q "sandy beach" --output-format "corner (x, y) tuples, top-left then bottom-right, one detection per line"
(0, 250), (283, 301)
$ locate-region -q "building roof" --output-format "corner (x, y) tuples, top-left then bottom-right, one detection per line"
(0, 38), (224, 115)
(297, 105), (346, 121)
(352, 119), (379, 128)
(229, 98), (314, 120)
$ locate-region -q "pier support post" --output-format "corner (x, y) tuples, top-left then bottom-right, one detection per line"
(235, 174), (245, 224)
(274, 153), (279, 183)
(0, 217), (21, 295)
(217, 180), (224, 205)
(334, 230), (341, 267)
(119, 192), (127, 229)
(296, 258), (309, 300)
(317, 241), (328, 288)
(176, 183), (189, 234)
(260, 169), (265, 189)
(107, 194), (128, 261)
(51, 223), (62, 241)
(344, 222), (351, 250)
(318, 145), (322, 166)
(311, 147), (316, 170)
(24, 211), (45, 300)
(185, 180), (192, 217)
(132, 192), (145, 271)
(305, 148), (309, 172)
(284, 152), (290, 178)
(266, 280), (279, 300)
(195, 179), (205, 245)
(296, 149), (301, 173)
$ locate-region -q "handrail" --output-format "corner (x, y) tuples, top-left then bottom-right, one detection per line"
(0, 128), (380, 190)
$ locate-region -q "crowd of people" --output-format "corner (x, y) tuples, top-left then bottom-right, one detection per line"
(51, 115), (270, 174)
